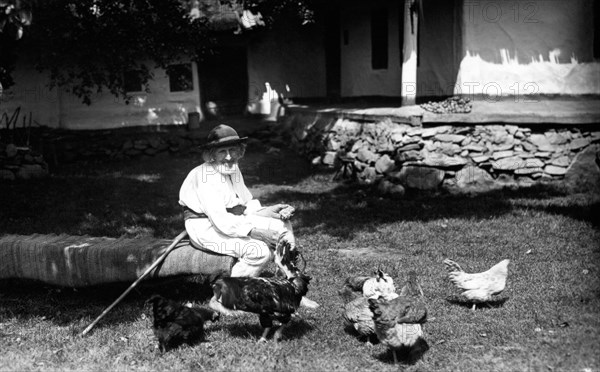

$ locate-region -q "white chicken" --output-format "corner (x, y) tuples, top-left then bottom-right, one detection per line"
(443, 258), (510, 310)
(338, 268), (396, 303)
(362, 269), (397, 300)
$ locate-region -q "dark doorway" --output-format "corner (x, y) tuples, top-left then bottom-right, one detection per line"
(417, 0), (462, 101)
(199, 46), (248, 116)
(323, 3), (341, 101)
(371, 8), (389, 70)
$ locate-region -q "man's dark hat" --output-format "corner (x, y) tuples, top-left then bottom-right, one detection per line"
(201, 124), (248, 149)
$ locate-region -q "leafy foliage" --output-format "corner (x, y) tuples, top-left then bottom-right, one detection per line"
(20, 0), (214, 104)
(0, 0), (316, 104)
(0, 0), (32, 90)
(249, 0), (315, 26)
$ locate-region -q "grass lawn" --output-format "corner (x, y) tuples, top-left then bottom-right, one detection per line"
(1, 139), (599, 372)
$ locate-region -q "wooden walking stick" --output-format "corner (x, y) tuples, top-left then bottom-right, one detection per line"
(80, 230), (189, 336)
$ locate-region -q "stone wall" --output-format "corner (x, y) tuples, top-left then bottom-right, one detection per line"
(281, 111), (600, 194)
(0, 143), (49, 181)
(0, 128), (206, 181)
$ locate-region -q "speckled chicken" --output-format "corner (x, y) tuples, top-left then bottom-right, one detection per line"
(340, 269), (398, 344)
(368, 271), (428, 364)
(443, 258), (510, 310)
(343, 296), (377, 341)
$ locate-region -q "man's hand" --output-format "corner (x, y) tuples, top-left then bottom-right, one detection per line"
(278, 205), (295, 220)
(253, 204), (295, 220)
(248, 228), (280, 248)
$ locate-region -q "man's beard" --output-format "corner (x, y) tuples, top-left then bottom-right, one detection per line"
(215, 161), (239, 175)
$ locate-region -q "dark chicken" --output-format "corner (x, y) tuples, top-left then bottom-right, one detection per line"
(210, 273), (311, 342)
(209, 238), (312, 342)
(148, 294), (220, 352)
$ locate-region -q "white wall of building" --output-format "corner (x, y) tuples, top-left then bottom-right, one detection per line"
(456, 0), (599, 96)
(1, 61), (202, 130)
(339, 0), (402, 97)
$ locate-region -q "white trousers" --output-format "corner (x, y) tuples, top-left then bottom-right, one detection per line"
(185, 215), (294, 277)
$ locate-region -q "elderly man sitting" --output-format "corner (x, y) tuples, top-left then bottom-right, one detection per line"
(179, 124), (318, 307)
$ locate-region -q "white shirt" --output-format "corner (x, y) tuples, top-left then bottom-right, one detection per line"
(179, 162), (261, 237)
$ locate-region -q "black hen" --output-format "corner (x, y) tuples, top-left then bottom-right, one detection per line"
(148, 294), (220, 352)
(209, 273), (311, 342)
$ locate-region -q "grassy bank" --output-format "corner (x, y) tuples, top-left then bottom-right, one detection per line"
(1, 144), (599, 372)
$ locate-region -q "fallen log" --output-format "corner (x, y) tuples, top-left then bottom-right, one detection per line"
(0, 233), (234, 287)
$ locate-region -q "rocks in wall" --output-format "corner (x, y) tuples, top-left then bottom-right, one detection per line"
(0, 143), (49, 181)
(287, 114), (600, 194)
(0, 128), (209, 182)
(47, 130), (204, 166)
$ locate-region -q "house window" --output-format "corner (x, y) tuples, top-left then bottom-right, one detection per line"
(371, 9), (388, 70)
(167, 63), (194, 92)
(124, 70), (144, 92)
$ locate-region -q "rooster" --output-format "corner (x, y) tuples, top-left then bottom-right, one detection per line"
(443, 258), (510, 310)
(340, 269), (397, 344)
(208, 238), (312, 342)
(368, 271), (428, 364)
(147, 294), (220, 352)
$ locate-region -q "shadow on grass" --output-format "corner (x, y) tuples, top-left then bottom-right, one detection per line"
(219, 318), (314, 342)
(342, 324), (379, 345)
(0, 146), (314, 238)
(373, 337), (430, 365)
(0, 276), (214, 329)
(0, 176), (185, 238)
(2, 175), (597, 242)
(258, 182), (600, 241)
(1, 142), (598, 240)
(445, 295), (510, 310)
(0, 271), (304, 332)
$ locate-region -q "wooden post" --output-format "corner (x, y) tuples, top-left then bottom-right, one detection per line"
(401, 0), (418, 106)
